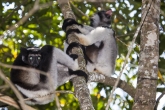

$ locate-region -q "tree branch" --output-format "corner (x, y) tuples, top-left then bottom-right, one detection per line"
(1, 0), (28, 26)
(132, 0), (160, 109)
(0, 70), (34, 110)
(70, 2), (89, 19)
(89, 73), (135, 98)
(54, 93), (62, 110)
(0, 62), (55, 104)
(0, 0), (53, 40)
(105, 0), (153, 109)
(57, 0), (95, 110)
(70, 0), (115, 2)
(160, 9), (165, 18)
(0, 93), (36, 110)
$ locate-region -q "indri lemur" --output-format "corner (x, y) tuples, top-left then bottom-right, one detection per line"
(63, 9), (117, 77)
(10, 45), (86, 105)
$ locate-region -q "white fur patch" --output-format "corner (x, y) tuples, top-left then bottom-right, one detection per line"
(15, 84), (54, 105)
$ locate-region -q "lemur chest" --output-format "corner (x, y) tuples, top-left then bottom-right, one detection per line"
(86, 42), (104, 62)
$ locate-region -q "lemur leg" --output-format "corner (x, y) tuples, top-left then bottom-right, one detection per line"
(55, 48), (79, 71)
(75, 27), (114, 46)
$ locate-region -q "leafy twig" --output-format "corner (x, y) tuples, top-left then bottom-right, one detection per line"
(0, 0), (53, 40)
(0, 70), (34, 110)
(70, 2), (89, 19)
(70, 0), (115, 2)
(0, 93), (36, 110)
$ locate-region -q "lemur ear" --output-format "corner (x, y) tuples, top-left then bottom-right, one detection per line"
(20, 47), (28, 54)
(20, 47), (28, 62)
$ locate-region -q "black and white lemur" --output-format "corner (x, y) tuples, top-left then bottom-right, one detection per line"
(10, 45), (86, 105)
(63, 9), (117, 77)
(10, 9), (117, 105)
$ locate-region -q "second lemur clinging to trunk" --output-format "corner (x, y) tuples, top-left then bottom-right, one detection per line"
(63, 9), (117, 77)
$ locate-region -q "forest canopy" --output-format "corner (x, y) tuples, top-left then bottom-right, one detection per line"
(0, 0), (165, 110)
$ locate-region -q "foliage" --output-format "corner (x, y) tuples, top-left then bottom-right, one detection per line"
(0, 0), (165, 109)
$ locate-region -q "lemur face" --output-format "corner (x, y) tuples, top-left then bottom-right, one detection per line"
(28, 53), (41, 67)
(90, 9), (112, 27)
(21, 47), (41, 67)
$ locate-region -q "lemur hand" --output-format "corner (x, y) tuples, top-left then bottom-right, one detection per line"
(66, 42), (93, 64)
(62, 18), (83, 31)
(69, 69), (88, 82)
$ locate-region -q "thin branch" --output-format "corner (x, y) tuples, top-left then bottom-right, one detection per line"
(116, 32), (134, 38)
(0, 93), (36, 110)
(55, 90), (74, 94)
(0, 62), (49, 77)
(24, 90), (74, 102)
(23, 92), (54, 101)
(70, 2), (89, 19)
(55, 93), (62, 110)
(160, 9), (165, 18)
(0, 85), (9, 89)
(116, 37), (128, 47)
(70, 0), (115, 2)
(1, 0), (28, 26)
(89, 73), (135, 98)
(0, 0), (53, 40)
(105, 0), (153, 109)
(0, 70), (33, 110)
(0, 62), (55, 102)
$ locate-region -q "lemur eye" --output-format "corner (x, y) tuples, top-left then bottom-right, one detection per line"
(38, 56), (41, 60)
(29, 56), (33, 60)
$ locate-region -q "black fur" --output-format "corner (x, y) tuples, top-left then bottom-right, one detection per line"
(98, 10), (111, 25)
(62, 18), (83, 31)
(65, 29), (81, 43)
(90, 10), (111, 27)
(20, 47), (41, 65)
(40, 45), (53, 72)
(11, 44), (91, 105)
(69, 70), (88, 82)
(66, 42), (89, 82)
(66, 29), (81, 38)
(10, 47), (42, 90)
(10, 45), (53, 90)
(97, 11), (105, 20)
(66, 42), (93, 64)
(101, 26), (110, 29)
(63, 19), (94, 64)
(69, 54), (78, 60)
(62, 10), (116, 79)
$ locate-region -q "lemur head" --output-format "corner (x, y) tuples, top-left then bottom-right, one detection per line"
(90, 9), (112, 28)
(20, 47), (41, 67)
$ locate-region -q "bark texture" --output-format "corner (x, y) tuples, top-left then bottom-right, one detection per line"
(57, 0), (94, 110)
(132, 0), (160, 110)
(89, 73), (135, 98)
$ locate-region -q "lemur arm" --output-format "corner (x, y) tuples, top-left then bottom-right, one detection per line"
(62, 18), (114, 46)
(75, 27), (113, 46)
(54, 48), (79, 71)
(55, 47), (88, 82)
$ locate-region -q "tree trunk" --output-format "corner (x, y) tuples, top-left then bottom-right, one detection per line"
(132, 0), (160, 110)
(57, 0), (95, 110)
